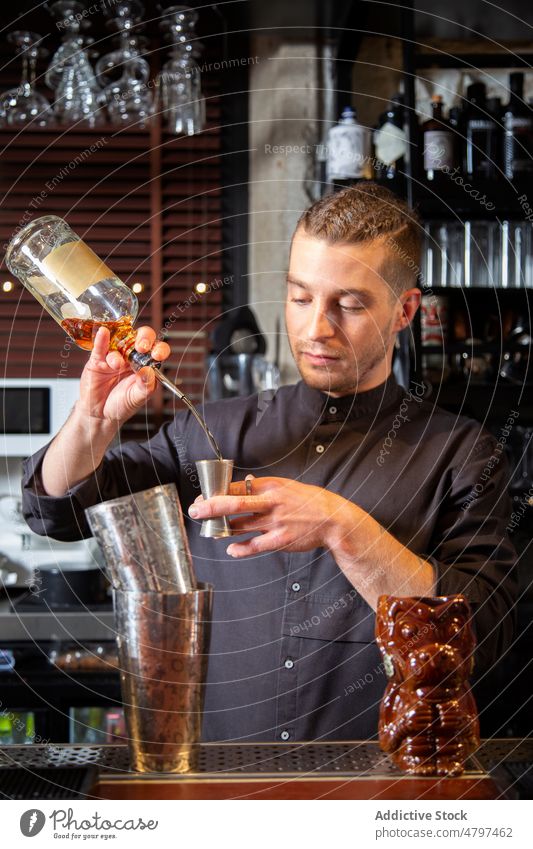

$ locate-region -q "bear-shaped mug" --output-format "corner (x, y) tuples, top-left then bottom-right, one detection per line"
(375, 594), (480, 776)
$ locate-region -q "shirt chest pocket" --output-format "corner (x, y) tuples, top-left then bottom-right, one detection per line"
(283, 593), (376, 643)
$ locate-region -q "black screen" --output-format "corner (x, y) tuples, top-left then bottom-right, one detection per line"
(0, 388), (50, 434)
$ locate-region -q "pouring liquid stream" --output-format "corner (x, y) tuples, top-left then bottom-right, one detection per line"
(154, 370), (222, 460)
(61, 316), (223, 460)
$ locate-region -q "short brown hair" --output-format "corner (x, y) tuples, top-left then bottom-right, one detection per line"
(296, 182), (422, 295)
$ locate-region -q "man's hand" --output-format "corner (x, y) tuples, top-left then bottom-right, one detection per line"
(78, 325), (171, 426)
(40, 325), (170, 498)
(188, 475), (436, 610)
(188, 476), (348, 557)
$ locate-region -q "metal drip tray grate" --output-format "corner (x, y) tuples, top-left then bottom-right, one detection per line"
(190, 742), (401, 777)
(0, 767), (98, 800)
(0, 745), (131, 773)
(472, 739), (533, 800)
(474, 738), (533, 771)
(0, 742), (485, 779)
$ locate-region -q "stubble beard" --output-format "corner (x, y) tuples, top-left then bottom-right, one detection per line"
(289, 321), (395, 396)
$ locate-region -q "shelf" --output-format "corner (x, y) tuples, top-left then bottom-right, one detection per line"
(327, 176), (533, 220)
(412, 176), (533, 220)
(422, 343), (525, 354)
(426, 287), (533, 294)
(415, 51), (533, 69)
(427, 382), (533, 423)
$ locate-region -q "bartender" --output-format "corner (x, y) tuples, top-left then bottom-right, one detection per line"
(21, 182), (517, 743)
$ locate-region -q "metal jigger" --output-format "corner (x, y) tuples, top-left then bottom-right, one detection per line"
(114, 583), (213, 774)
(195, 459), (234, 538)
(85, 483), (195, 592)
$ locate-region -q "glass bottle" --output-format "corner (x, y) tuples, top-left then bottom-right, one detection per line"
(5, 215), (150, 369)
(374, 93), (407, 194)
(463, 82), (499, 179)
(503, 72), (533, 179)
(422, 94), (455, 181)
(5, 215), (222, 457)
(326, 106), (371, 185)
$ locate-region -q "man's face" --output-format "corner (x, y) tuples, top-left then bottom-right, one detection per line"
(286, 230), (419, 396)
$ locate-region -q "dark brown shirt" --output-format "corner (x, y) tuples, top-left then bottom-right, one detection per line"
(21, 374), (517, 742)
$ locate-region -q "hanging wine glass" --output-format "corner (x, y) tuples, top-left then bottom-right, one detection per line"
(0, 31), (54, 128)
(45, 0), (104, 127)
(96, 0), (153, 128)
(156, 5), (206, 136)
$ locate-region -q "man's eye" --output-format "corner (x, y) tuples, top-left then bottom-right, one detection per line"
(291, 298), (310, 305)
(339, 304), (363, 312)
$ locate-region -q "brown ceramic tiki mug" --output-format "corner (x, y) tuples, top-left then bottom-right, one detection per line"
(375, 595), (480, 776)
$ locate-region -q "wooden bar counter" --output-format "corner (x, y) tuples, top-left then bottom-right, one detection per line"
(1, 739), (531, 800)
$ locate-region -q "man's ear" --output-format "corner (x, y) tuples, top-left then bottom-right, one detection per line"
(393, 288), (421, 332)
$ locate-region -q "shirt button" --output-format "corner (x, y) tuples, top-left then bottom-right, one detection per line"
(329, 406), (337, 414)
(280, 730), (290, 741)
(284, 658), (294, 669)
(291, 582), (301, 592)
(316, 444), (325, 454)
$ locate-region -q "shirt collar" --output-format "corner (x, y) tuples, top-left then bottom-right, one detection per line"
(297, 372), (406, 422)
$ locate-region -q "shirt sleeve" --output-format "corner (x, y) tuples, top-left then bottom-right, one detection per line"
(427, 433), (518, 679)
(21, 420), (181, 542)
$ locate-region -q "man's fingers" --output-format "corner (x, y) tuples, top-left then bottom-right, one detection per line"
(135, 326), (157, 353)
(188, 494), (266, 519)
(134, 328), (170, 362)
(88, 327), (110, 364)
(137, 366), (156, 391)
(151, 341), (171, 362)
(127, 367), (156, 405)
(105, 351), (128, 371)
(226, 532), (280, 558)
(229, 516), (270, 534)
(228, 476), (260, 497)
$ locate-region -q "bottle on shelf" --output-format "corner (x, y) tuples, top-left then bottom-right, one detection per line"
(448, 105), (464, 176)
(448, 104), (463, 136)
(422, 94), (455, 181)
(326, 105), (371, 186)
(373, 93), (408, 195)
(420, 293), (450, 384)
(487, 96), (502, 120)
(503, 72), (533, 180)
(463, 82), (500, 179)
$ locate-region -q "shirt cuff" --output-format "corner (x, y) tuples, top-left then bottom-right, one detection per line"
(428, 555), (485, 603)
(21, 444), (105, 540)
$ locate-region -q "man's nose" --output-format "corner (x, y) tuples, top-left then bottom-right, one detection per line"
(306, 305), (336, 340)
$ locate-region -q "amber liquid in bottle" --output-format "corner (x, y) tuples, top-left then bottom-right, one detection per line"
(60, 315), (136, 355)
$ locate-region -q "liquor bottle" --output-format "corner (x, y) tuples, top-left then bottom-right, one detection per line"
(463, 82), (500, 179)
(5, 216), (154, 369)
(448, 105), (464, 171)
(374, 93), (407, 194)
(5, 215), (222, 458)
(422, 94), (455, 181)
(503, 72), (533, 179)
(487, 96), (502, 119)
(326, 106), (371, 185)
